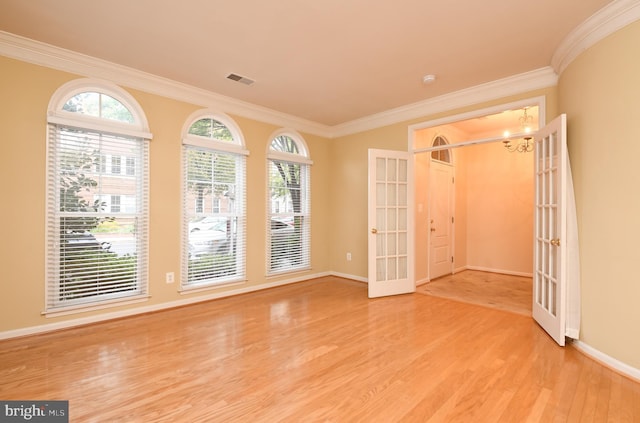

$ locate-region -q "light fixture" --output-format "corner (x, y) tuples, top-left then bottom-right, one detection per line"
(503, 108), (534, 153)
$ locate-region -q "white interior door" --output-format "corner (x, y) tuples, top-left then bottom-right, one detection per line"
(368, 149), (415, 298)
(533, 114), (567, 346)
(429, 161), (454, 279)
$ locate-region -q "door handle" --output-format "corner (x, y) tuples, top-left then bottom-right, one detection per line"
(371, 228), (378, 234)
(550, 238), (560, 246)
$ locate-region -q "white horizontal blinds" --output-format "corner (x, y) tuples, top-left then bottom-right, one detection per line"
(182, 117), (246, 289)
(46, 124), (148, 309)
(267, 158), (311, 274)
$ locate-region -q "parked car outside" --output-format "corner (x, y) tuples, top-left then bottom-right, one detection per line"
(188, 216), (231, 257)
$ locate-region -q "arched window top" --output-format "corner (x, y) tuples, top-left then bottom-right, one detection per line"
(62, 92), (134, 123)
(431, 135), (451, 163)
(267, 129), (312, 164)
(48, 78), (151, 139)
(182, 110), (246, 154)
(188, 117), (234, 141)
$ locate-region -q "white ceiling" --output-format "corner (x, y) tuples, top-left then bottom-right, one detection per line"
(0, 0), (613, 126)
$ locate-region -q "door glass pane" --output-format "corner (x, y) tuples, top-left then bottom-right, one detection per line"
(536, 241), (543, 273)
(398, 232), (407, 254)
(542, 242), (548, 277)
(376, 183), (386, 207)
(376, 208), (386, 231)
(536, 173), (543, 205)
(376, 258), (386, 282)
(376, 233), (386, 256)
(549, 280), (557, 316)
(387, 184), (397, 205)
(398, 159), (407, 182)
(551, 168), (557, 205)
(398, 256), (407, 279)
(387, 208), (397, 231)
(387, 257), (397, 280)
(387, 159), (397, 182)
(397, 208), (407, 231)
(387, 233), (397, 255)
(376, 158), (386, 182)
(398, 184), (407, 207)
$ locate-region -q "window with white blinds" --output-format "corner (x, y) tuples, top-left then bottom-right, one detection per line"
(45, 84), (150, 313)
(182, 114), (247, 289)
(267, 133), (312, 275)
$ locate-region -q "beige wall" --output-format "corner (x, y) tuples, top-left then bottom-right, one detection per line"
(558, 20), (640, 369)
(0, 56), (332, 333)
(464, 142), (533, 274)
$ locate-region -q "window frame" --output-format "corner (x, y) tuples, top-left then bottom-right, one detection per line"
(430, 135), (452, 163)
(181, 110), (248, 291)
(45, 79), (152, 316)
(266, 129), (312, 276)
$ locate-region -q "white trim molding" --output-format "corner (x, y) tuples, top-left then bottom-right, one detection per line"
(551, 0), (640, 75)
(331, 68), (558, 138)
(571, 340), (640, 382)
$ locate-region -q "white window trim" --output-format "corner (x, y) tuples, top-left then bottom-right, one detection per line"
(48, 78), (151, 133)
(266, 129), (312, 276)
(44, 78), (151, 316)
(181, 110), (248, 291)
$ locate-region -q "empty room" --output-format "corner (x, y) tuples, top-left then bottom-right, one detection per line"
(1, 1), (640, 421)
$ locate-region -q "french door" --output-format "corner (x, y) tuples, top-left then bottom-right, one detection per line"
(367, 149), (415, 298)
(533, 114), (568, 346)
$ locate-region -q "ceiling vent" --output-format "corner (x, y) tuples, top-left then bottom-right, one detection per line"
(226, 73), (255, 86)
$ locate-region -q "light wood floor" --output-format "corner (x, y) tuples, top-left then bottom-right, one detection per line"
(1, 276), (639, 422)
(418, 270), (533, 316)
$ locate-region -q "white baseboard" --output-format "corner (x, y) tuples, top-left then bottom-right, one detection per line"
(571, 340), (640, 382)
(330, 271), (368, 283)
(465, 265), (533, 278)
(416, 277), (430, 286)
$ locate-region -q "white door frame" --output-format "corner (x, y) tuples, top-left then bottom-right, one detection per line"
(410, 97), (546, 282)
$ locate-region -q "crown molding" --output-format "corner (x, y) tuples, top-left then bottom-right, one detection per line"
(330, 67), (558, 138)
(0, 31), (333, 138)
(551, 0), (640, 75)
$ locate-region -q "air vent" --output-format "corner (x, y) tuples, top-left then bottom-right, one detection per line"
(226, 73), (255, 86)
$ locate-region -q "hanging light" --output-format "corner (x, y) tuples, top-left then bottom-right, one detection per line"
(503, 108), (534, 153)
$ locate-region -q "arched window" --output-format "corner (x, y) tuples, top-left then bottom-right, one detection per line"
(431, 135), (451, 163)
(45, 79), (151, 313)
(267, 130), (312, 274)
(182, 111), (247, 289)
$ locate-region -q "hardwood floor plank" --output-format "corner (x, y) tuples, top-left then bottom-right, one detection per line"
(1, 276), (638, 422)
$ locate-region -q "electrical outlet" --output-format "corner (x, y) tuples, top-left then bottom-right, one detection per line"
(166, 272), (175, 284)
(346, 252), (352, 261)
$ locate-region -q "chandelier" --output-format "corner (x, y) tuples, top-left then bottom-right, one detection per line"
(503, 108), (534, 153)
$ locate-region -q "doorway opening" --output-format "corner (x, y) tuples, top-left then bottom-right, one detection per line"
(410, 97), (543, 313)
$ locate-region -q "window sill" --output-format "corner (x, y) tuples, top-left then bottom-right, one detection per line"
(179, 279), (246, 295)
(42, 295), (150, 318)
